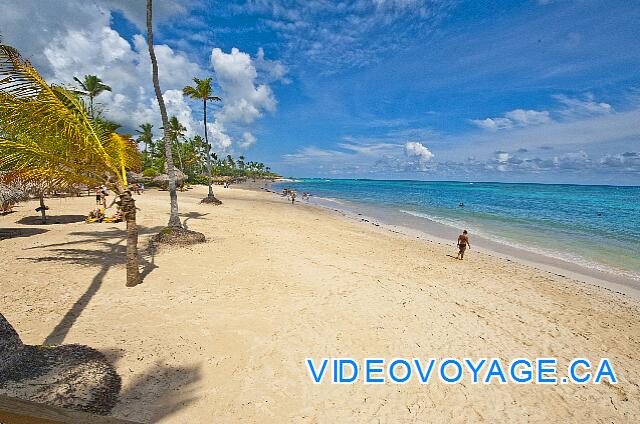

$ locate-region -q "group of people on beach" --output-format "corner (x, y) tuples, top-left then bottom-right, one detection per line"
(93, 183), (144, 207)
(87, 183), (145, 224)
(281, 189), (310, 205)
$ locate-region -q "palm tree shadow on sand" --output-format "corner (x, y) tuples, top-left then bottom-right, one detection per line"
(15, 226), (204, 420)
(101, 349), (202, 423)
(19, 226), (163, 345)
(181, 211), (209, 231)
(17, 214), (87, 225)
(0, 227), (49, 240)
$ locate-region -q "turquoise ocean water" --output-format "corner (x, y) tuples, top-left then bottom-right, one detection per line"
(273, 179), (640, 282)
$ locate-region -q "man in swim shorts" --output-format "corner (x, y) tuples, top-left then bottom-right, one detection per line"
(457, 230), (470, 260)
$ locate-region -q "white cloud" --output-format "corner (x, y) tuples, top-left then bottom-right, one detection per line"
(0, 0), (190, 74)
(471, 94), (613, 133)
(404, 141), (434, 162)
(553, 150), (590, 169)
(207, 121), (233, 151)
(240, 132), (257, 149)
(451, 107), (640, 163)
(37, 23), (203, 135)
(160, 90), (200, 137)
(337, 142), (399, 155)
(471, 109), (550, 131)
(0, 2), (285, 152)
(207, 47), (286, 150)
(98, 0), (191, 30)
(0, 0), (109, 73)
(600, 152), (640, 170)
(238, 0), (456, 72)
(553, 94), (613, 117)
(470, 117), (514, 131)
(211, 47), (278, 124)
(504, 109), (551, 126)
(255, 48), (290, 83)
(495, 151), (511, 163)
(284, 146), (349, 162)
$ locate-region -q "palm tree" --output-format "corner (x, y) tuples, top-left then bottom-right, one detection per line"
(72, 75), (111, 118)
(238, 155), (245, 175)
(182, 77), (221, 204)
(136, 123), (154, 167)
(0, 44), (143, 287)
(190, 134), (206, 174)
(211, 152), (219, 176)
(146, 0), (181, 228)
(165, 116), (186, 171)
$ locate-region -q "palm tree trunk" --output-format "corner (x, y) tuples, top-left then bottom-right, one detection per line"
(89, 95), (94, 119)
(203, 99), (214, 197)
(146, 0), (181, 228)
(175, 139), (184, 172)
(38, 194), (47, 224)
(121, 191), (142, 287)
(199, 102), (220, 205)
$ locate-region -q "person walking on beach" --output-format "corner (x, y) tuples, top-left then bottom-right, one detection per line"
(456, 230), (470, 260)
(291, 190), (297, 204)
(94, 186), (102, 206)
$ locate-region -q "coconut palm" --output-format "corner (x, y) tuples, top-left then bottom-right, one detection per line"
(0, 44), (143, 286)
(72, 74), (111, 118)
(185, 134), (206, 177)
(146, 0), (181, 228)
(182, 77), (221, 204)
(136, 123), (154, 167)
(164, 116), (186, 171)
(238, 155), (245, 175)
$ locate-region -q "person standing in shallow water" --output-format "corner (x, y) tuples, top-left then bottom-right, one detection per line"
(457, 230), (470, 260)
(291, 191), (296, 205)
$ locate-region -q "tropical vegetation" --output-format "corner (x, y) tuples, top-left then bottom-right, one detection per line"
(134, 117), (277, 183)
(0, 43), (143, 286)
(183, 77), (221, 204)
(0, 4), (279, 285)
(72, 74), (112, 118)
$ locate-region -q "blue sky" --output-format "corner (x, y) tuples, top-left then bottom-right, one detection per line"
(1, 0), (639, 184)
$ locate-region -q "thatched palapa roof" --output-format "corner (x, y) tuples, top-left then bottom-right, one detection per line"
(152, 169), (187, 183)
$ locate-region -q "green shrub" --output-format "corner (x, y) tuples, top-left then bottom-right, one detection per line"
(143, 168), (160, 177)
(188, 175), (209, 185)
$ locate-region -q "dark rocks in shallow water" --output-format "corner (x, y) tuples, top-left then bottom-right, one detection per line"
(0, 313), (121, 415)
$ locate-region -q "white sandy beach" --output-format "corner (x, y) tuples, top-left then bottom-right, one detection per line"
(1, 185), (639, 423)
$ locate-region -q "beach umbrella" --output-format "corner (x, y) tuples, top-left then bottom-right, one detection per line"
(126, 171), (146, 184)
(0, 172), (78, 222)
(153, 169), (186, 184)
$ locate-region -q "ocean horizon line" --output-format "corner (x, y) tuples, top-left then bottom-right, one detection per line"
(287, 177), (640, 189)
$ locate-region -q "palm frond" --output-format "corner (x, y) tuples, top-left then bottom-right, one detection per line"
(0, 43), (139, 193)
